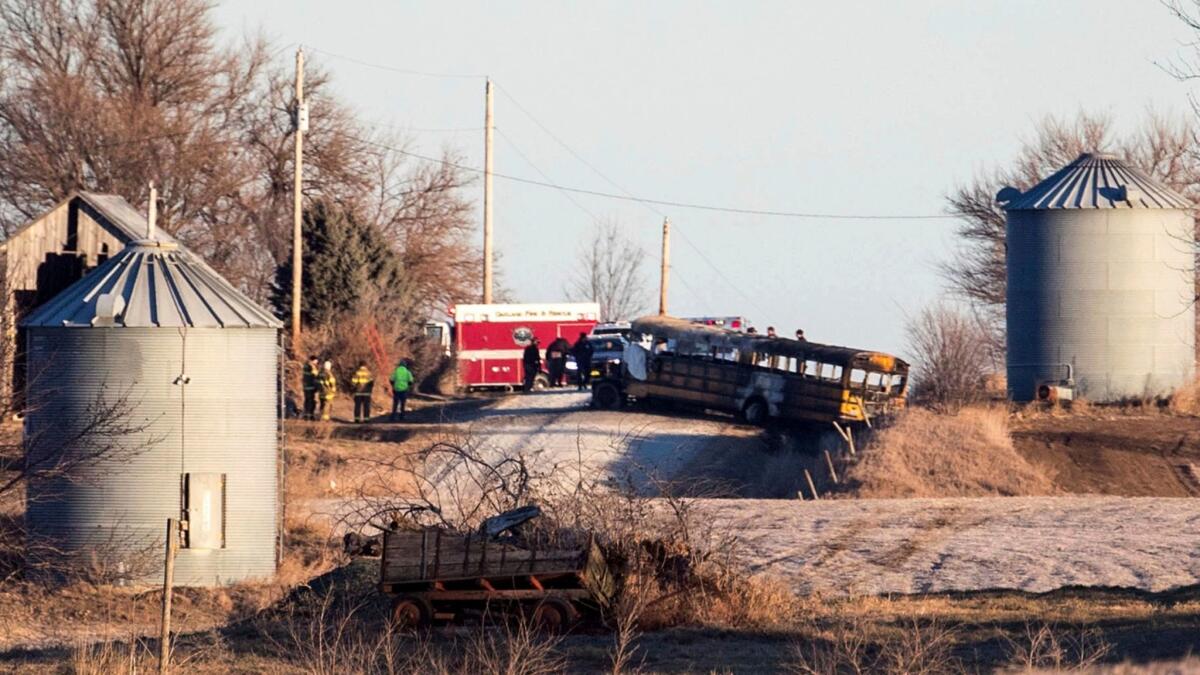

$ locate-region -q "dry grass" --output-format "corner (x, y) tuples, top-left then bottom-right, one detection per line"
(844, 406), (1055, 498)
(1169, 377), (1200, 416)
(1004, 622), (1112, 672)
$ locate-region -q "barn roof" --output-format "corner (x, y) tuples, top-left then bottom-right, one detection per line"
(1, 191), (181, 250)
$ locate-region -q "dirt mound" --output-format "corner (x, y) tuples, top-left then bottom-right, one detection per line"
(1011, 411), (1200, 497)
(843, 407), (1056, 498)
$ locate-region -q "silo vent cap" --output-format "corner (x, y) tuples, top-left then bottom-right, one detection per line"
(93, 293), (126, 326)
(995, 186), (1022, 206)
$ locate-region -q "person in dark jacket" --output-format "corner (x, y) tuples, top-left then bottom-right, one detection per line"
(522, 337), (542, 391)
(302, 355), (320, 420)
(546, 336), (571, 387)
(571, 332), (593, 390)
(351, 361), (374, 423)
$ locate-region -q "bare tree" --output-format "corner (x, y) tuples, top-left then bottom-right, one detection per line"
(567, 220), (649, 322)
(0, 0), (483, 309)
(0, 374), (156, 581)
(942, 111), (1200, 348)
(905, 303), (994, 413)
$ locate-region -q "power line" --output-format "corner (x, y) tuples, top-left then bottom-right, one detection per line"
(304, 45), (485, 80)
(495, 127), (710, 312)
(343, 128), (951, 221)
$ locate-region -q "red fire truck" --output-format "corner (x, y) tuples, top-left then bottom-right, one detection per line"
(452, 302), (600, 390)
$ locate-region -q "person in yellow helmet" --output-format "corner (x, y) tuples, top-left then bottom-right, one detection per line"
(351, 361), (374, 423)
(318, 360), (338, 421)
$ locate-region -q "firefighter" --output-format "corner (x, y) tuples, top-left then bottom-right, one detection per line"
(302, 355), (320, 420)
(318, 360), (338, 421)
(546, 336), (571, 387)
(572, 332), (593, 390)
(389, 358), (415, 421)
(522, 337), (542, 391)
(351, 361), (374, 423)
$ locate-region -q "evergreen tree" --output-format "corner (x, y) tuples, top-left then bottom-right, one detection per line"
(271, 200), (414, 327)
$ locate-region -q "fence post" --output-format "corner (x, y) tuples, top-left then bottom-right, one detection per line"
(159, 518), (178, 675)
(824, 449), (839, 484)
(803, 469), (820, 500)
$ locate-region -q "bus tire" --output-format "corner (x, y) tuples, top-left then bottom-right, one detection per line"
(593, 381), (623, 410)
(742, 397), (768, 426)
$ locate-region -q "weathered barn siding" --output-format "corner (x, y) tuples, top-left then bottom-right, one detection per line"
(0, 192), (167, 396)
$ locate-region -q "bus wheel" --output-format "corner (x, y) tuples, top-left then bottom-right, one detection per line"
(593, 381), (623, 410)
(742, 397), (768, 426)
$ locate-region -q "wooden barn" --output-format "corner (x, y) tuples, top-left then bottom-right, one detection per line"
(0, 191), (178, 396)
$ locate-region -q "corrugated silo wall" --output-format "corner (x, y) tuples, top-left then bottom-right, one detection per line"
(24, 327), (278, 585)
(1006, 208), (1195, 402)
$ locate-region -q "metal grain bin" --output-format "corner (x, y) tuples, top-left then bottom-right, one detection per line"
(21, 236), (281, 585)
(1001, 152), (1195, 402)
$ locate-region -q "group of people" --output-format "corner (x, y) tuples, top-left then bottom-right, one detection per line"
(747, 325), (805, 341)
(521, 332), (595, 392)
(301, 355), (416, 423)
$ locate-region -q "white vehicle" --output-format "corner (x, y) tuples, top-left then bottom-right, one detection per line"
(590, 321), (631, 337)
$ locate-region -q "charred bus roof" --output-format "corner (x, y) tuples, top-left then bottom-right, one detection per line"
(630, 315), (909, 373)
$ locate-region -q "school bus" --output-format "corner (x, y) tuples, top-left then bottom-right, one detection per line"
(591, 315), (908, 426)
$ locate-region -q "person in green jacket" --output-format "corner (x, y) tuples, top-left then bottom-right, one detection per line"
(389, 359), (415, 421)
(302, 355), (320, 420)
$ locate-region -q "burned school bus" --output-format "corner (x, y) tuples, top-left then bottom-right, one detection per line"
(590, 316), (908, 425)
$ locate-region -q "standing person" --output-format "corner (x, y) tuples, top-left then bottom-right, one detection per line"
(547, 336), (571, 387)
(522, 337), (542, 391)
(572, 332), (593, 390)
(302, 355), (320, 420)
(318, 360), (338, 421)
(351, 361), (374, 423)
(389, 358), (415, 421)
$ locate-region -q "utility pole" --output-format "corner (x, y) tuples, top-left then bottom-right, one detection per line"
(659, 217), (670, 316)
(290, 47), (306, 353)
(482, 78), (494, 304)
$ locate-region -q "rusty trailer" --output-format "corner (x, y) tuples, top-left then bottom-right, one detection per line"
(379, 527), (616, 630)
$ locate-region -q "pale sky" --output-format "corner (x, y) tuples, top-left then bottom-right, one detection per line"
(216, 0), (1197, 357)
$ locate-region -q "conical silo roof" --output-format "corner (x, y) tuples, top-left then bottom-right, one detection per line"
(998, 153), (1192, 210)
(21, 238), (281, 329)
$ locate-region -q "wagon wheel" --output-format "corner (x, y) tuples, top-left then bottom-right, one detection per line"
(531, 598), (579, 634)
(390, 595), (430, 630)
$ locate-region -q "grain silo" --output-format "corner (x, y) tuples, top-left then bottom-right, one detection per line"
(22, 226), (282, 586)
(1001, 152), (1195, 402)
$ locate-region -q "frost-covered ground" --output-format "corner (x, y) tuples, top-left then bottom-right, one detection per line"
(317, 391), (1200, 596)
(702, 496), (1200, 596)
